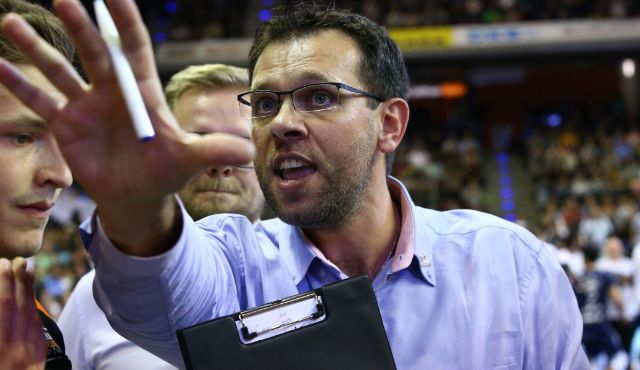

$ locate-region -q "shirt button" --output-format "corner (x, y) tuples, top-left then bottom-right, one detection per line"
(419, 255), (432, 267)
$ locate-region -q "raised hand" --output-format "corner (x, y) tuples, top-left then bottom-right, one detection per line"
(0, 0), (254, 253)
(0, 258), (45, 370)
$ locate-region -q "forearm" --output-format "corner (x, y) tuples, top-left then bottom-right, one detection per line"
(97, 194), (182, 257)
(88, 207), (241, 367)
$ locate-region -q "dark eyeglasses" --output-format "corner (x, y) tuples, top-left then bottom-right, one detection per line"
(237, 82), (382, 119)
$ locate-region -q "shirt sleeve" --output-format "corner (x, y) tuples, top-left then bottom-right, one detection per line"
(521, 242), (590, 370)
(85, 202), (244, 368)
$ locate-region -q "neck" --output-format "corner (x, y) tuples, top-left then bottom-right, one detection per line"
(303, 178), (400, 280)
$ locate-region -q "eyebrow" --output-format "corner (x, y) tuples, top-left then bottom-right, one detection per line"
(0, 116), (47, 130)
(252, 71), (332, 91)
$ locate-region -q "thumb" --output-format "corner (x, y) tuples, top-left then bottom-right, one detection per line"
(187, 133), (255, 169)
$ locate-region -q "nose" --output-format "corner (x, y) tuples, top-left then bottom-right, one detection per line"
(207, 165), (233, 177)
(35, 135), (72, 189)
(269, 97), (308, 141)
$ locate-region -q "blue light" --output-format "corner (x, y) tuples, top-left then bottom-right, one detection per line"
(496, 152), (509, 165)
(546, 113), (562, 128)
(153, 31), (167, 43)
(501, 200), (515, 212)
(500, 188), (514, 199)
(504, 213), (517, 222)
(500, 177), (512, 187)
(165, 1), (178, 14)
(262, 0), (274, 5)
(258, 9), (272, 22)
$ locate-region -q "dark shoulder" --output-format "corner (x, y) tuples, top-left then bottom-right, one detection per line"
(37, 306), (72, 370)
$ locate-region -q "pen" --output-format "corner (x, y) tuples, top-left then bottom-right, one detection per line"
(93, 0), (154, 141)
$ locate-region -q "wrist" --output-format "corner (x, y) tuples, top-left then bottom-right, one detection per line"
(98, 195), (182, 256)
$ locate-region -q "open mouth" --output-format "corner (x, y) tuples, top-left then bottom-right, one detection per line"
(274, 158), (317, 181)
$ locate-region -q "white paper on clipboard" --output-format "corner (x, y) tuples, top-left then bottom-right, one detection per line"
(234, 292), (326, 345)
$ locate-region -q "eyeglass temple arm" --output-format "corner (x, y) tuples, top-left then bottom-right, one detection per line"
(337, 83), (383, 101)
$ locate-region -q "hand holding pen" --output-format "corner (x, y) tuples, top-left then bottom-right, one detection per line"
(0, 0), (255, 252)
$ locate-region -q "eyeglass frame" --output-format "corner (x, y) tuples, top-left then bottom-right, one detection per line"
(237, 82), (383, 119)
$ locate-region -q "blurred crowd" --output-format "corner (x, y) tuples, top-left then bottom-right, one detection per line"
(130, 0), (640, 42)
(527, 97), (637, 246)
(334, 0), (639, 29)
(393, 127), (490, 212)
(525, 97), (640, 368)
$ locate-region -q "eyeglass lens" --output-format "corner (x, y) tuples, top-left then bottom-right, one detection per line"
(248, 83), (341, 118)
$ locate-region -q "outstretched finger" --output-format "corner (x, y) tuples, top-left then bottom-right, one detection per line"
(187, 133), (256, 171)
(105, 0), (158, 84)
(52, 0), (114, 86)
(0, 60), (62, 123)
(18, 262), (45, 369)
(0, 13), (87, 100)
(0, 259), (14, 344)
(10, 258), (35, 344)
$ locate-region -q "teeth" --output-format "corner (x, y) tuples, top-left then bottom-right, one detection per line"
(279, 159), (305, 170)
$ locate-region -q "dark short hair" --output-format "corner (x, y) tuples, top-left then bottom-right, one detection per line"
(248, 4), (409, 102)
(583, 245), (600, 263)
(248, 4), (410, 174)
(0, 0), (75, 64)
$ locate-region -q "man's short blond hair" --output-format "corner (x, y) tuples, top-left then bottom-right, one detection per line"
(165, 64), (249, 110)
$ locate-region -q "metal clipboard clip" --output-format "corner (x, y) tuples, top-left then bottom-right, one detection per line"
(235, 291), (326, 344)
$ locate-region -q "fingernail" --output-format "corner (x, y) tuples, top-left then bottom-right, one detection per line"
(12, 257), (27, 276)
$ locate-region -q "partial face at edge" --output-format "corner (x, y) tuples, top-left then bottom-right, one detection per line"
(0, 65), (72, 258)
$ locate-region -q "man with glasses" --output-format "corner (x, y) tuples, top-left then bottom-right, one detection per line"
(0, 1), (587, 369)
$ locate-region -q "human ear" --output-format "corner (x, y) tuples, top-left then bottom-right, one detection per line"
(377, 98), (409, 154)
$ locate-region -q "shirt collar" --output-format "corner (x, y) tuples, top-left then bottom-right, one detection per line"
(387, 177), (436, 286)
(278, 176), (436, 286)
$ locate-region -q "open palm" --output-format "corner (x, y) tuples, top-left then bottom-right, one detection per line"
(0, 0), (253, 246)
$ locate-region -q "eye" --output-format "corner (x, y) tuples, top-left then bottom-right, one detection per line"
(312, 91), (331, 107)
(297, 86), (338, 111)
(10, 133), (34, 145)
(254, 95), (278, 116)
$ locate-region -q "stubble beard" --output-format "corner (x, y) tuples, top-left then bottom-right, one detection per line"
(258, 128), (378, 229)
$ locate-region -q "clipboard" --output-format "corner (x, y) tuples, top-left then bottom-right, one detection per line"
(176, 275), (397, 370)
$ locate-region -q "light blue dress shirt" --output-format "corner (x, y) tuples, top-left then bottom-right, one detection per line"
(83, 177), (588, 370)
